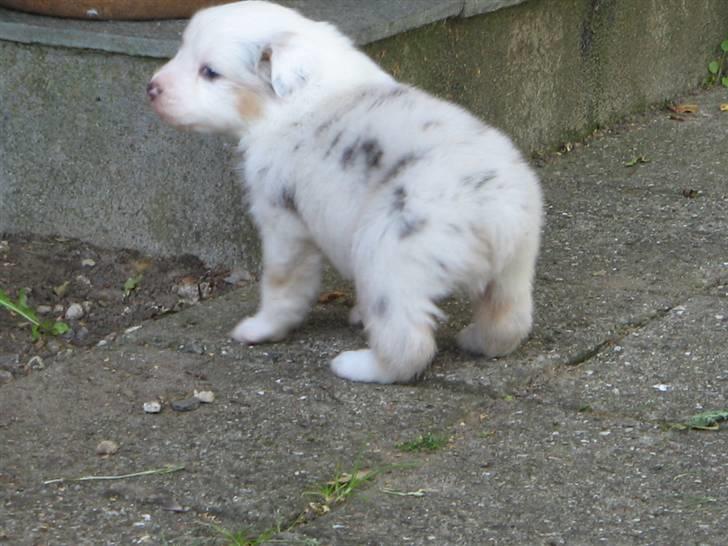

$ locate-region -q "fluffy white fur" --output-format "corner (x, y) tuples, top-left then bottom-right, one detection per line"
(148, 1), (543, 383)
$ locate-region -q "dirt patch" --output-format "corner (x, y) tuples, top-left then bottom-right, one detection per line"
(0, 233), (243, 381)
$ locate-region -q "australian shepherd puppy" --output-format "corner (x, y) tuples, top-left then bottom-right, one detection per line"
(148, 1), (543, 383)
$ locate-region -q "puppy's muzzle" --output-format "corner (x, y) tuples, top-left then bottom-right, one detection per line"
(147, 80), (162, 102)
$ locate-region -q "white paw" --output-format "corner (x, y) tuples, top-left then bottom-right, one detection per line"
(331, 349), (394, 383)
(230, 315), (285, 344)
(348, 304), (363, 326)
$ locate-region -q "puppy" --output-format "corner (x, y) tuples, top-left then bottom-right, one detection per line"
(148, 1), (543, 383)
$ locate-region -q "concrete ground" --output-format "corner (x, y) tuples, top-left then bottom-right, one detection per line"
(1, 87), (727, 545)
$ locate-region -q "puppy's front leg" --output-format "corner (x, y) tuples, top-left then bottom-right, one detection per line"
(231, 214), (322, 344)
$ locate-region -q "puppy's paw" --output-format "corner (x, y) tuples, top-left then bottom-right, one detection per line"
(230, 316), (286, 344)
(331, 349), (394, 383)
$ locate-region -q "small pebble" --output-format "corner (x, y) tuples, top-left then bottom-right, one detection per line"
(652, 384), (673, 392)
(36, 305), (52, 315)
(75, 275), (92, 287)
(171, 398), (200, 412)
(0, 370), (12, 384)
(74, 326), (90, 343)
(27, 355), (45, 370)
(143, 401), (162, 414)
(198, 282), (212, 300)
(96, 440), (119, 456)
(193, 390), (215, 403)
(53, 304), (64, 314)
(81, 258), (96, 267)
(179, 342), (205, 355)
(65, 303), (84, 320)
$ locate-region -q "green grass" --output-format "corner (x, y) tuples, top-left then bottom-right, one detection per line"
(305, 467), (377, 507)
(208, 463), (380, 545)
(706, 38), (728, 87)
(396, 432), (449, 453)
(0, 287), (69, 341)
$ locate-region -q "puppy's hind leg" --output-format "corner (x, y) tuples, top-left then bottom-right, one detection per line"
(331, 241), (441, 383)
(331, 297), (438, 383)
(457, 241), (537, 358)
(231, 213), (322, 344)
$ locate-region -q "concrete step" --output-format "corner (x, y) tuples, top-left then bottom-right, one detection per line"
(1, 0), (727, 268)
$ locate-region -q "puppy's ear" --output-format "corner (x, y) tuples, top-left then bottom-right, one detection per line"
(256, 34), (313, 98)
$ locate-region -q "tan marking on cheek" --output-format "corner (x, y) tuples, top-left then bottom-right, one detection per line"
(236, 88), (263, 120)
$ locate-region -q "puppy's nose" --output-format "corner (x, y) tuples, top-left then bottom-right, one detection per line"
(147, 81), (162, 101)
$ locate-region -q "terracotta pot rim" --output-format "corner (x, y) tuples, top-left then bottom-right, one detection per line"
(0, 0), (230, 21)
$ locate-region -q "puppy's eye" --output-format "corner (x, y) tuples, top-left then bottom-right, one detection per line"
(199, 65), (220, 81)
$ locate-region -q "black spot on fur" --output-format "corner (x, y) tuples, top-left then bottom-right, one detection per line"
(361, 139), (383, 169)
(277, 187), (297, 214)
(390, 186), (426, 239)
(372, 296), (389, 318)
(399, 217), (427, 239)
(367, 86), (409, 111)
(462, 170), (497, 190)
(324, 129), (344, 158)
(340, 137), (383, 170)
(447, 223), (463, 235)
(379, 153), (420, 186)
(422, 120), (442, 131)
(315, 118), (336, 136)
(340, 138), (360, 168)
(392, 186), (407, 212)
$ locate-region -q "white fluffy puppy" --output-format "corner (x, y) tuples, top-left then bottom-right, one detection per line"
(148, 1), (543, 383)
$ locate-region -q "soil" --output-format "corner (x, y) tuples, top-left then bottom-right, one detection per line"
(0, 233), (239, 381)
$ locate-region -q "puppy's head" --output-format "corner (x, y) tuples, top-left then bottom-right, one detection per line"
(147, 1), (341, 137)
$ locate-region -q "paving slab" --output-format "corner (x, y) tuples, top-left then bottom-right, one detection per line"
(0, 331), (483, 545)
(295, 400), (728, 545)
(1, 87), (727, 544)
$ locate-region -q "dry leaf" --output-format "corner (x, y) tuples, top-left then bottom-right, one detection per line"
(307, 502), (330, 515)
(669, 103), (698, 114)
(132, 258), (152, 273)
(53, 280), (70, 297)
(720, 103), (728, 112)
(96, 440), (120, 457)
(318, 290), (347, 304)
(381, 487), (428, 497)
(624, 155), (650, 167)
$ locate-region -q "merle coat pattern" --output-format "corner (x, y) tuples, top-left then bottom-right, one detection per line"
(148, 1), (543, 383)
